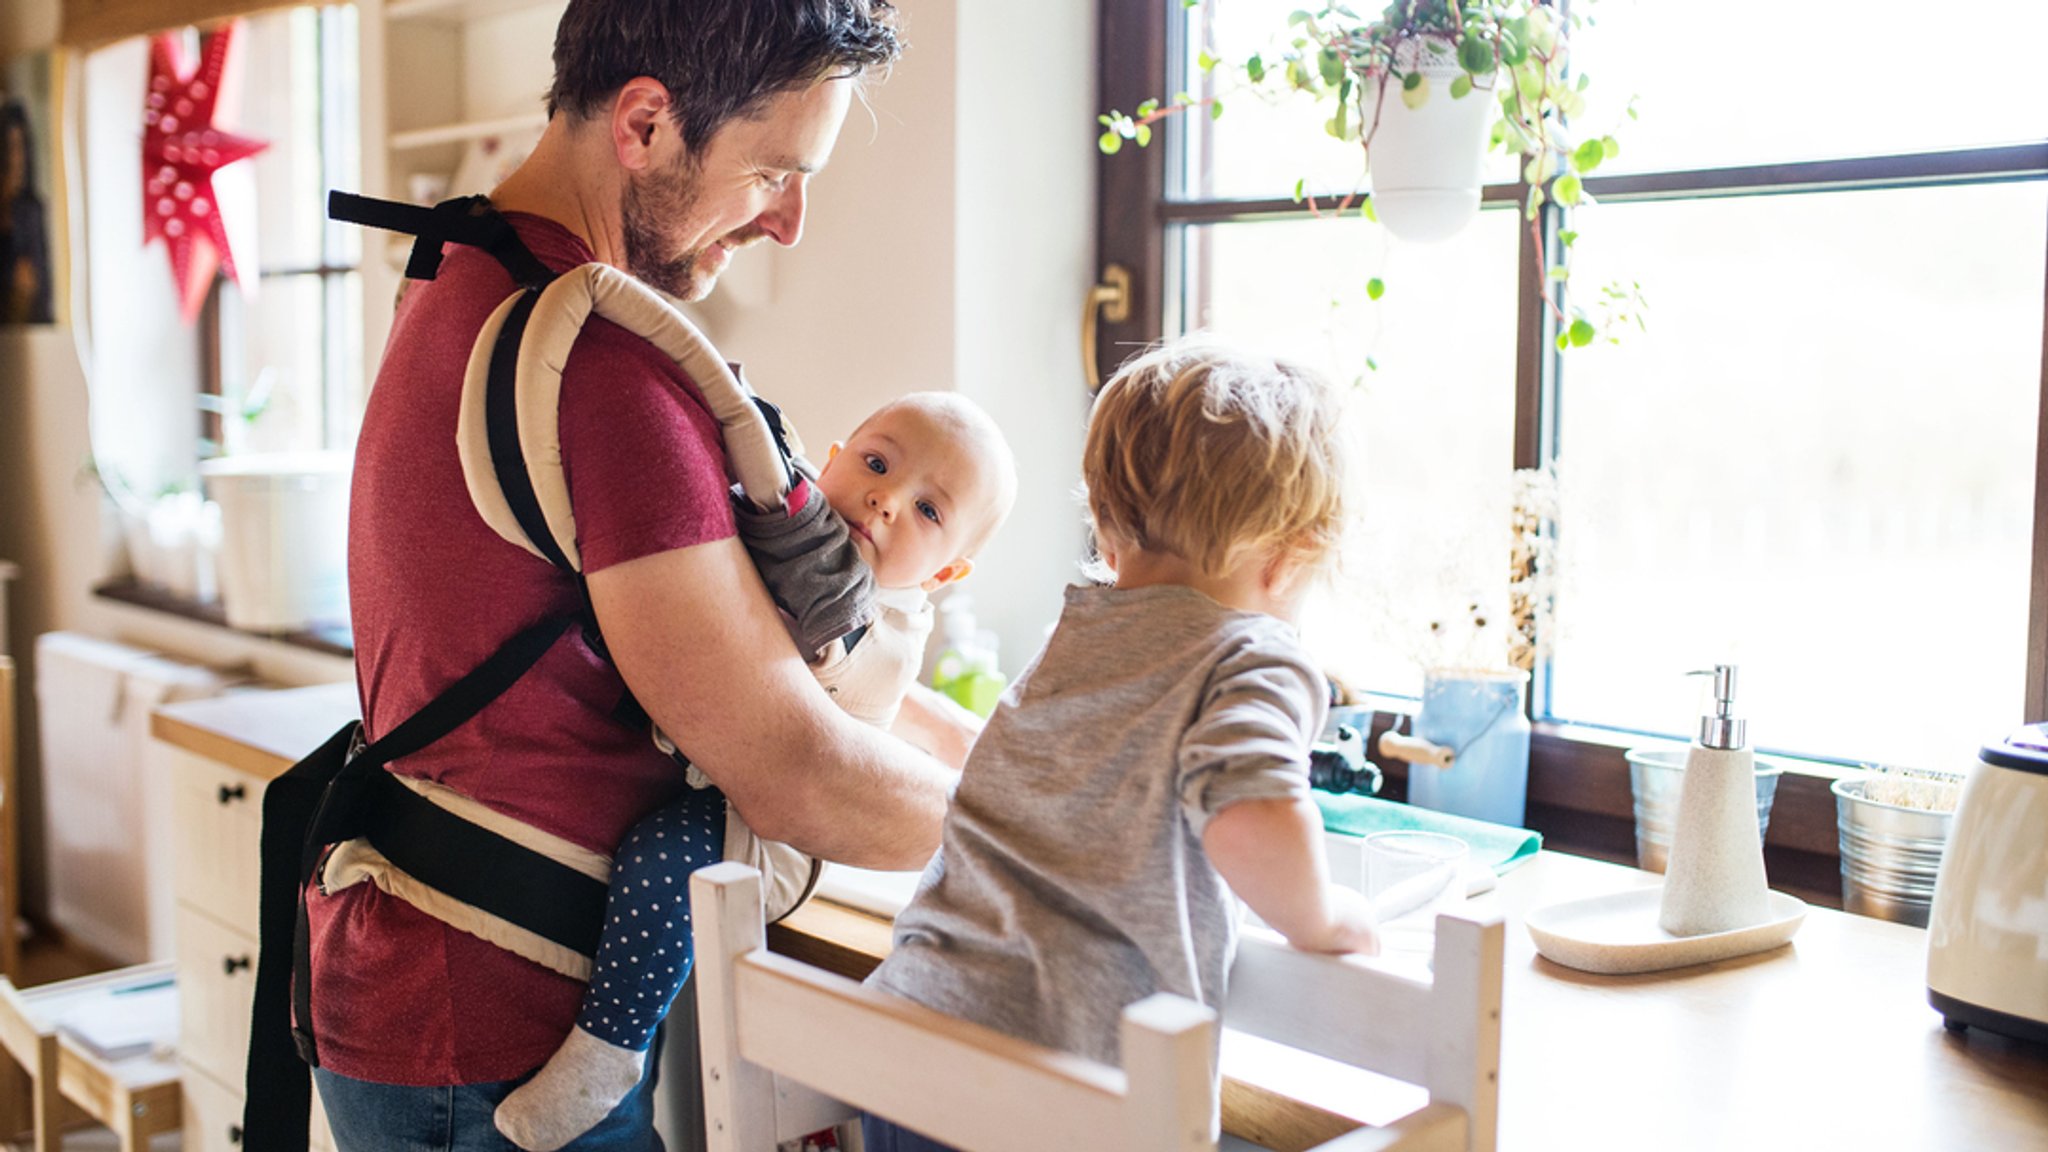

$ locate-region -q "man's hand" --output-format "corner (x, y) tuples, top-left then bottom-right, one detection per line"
(589, 537), (956, 869)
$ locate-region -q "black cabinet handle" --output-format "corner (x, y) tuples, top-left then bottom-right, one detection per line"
(229, 1124), (244, 1144)
(224, 954), (252, 975)
(218, 783), (247, 805)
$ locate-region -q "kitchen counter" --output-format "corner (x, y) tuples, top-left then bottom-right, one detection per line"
(777, 851), (2048, 1152)
(153, 688), (2048, 1151)
(151, 681), (358, 781)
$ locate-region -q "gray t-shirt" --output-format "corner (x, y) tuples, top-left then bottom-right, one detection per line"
(869, 582), (1326, 1065)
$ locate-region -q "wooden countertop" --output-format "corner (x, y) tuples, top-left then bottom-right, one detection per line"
(152, 689), (2048, 1150)
(780, 854), (2048, 1152)
(150, 681), (358, 781)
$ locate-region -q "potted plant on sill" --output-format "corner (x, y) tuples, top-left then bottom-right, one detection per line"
(1101, 0), (1643, 350)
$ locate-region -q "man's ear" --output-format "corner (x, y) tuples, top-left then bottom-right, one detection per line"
(921, 557), (975, 593)
(612, 77), (674, 171)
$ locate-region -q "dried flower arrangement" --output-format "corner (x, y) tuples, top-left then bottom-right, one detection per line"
(1504, 463), (1559, 672)
(1376, 461), (1562, 676)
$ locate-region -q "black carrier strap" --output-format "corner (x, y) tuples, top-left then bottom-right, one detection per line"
(328, 191), (555, 289)
(245, 610), (577, 1147)
(484, 290), (577, 575)
(334, 189), (616, 663)
(361, 769), (610, 957)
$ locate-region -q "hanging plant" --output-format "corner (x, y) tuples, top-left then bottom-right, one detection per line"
(1101, 0), (1646, 350)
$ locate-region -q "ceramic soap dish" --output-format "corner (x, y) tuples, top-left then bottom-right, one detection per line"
(1526, 887), (1807, 975)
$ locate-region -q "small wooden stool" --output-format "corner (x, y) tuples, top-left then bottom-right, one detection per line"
(0, 962), (181, 1152)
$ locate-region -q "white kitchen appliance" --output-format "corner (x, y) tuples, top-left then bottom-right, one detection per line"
(1926, 723), (2048, 1044)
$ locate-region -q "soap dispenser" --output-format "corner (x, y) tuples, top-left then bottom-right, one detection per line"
(931, 594), (1007, 718)
(1658, 665), (1772, 937)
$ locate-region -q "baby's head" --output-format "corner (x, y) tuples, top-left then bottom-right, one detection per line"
(1084, 335), (1347, 583)
(816, 392), (1017, 591)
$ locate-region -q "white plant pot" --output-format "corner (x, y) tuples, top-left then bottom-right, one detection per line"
(1365, 37), (1496, 243)
(199, 452), (351, 632)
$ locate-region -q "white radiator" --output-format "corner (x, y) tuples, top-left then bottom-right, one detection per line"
(34, 632), (230, 964)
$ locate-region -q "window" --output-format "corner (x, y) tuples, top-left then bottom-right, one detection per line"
(81, 4), (362, 499)
(78, 4), (362, 639)
(1096, 1), (2048, 772)
(202, 5), (364, 459)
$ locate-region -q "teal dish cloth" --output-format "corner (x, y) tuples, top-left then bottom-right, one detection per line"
(1317, 793), (1542, 874)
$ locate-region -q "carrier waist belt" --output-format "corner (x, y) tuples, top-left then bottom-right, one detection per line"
(352, 769), (611, 961)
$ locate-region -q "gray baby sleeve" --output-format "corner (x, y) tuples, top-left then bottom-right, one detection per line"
(733, 477), (877, 660)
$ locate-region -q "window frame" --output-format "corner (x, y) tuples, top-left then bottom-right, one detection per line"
(1095, 1), (2048, 897)
(197, 4), (363, 459)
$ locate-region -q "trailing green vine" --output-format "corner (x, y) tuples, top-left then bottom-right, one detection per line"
(1101, 0), (1647, 351)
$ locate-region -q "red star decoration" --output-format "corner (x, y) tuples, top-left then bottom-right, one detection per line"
(142, 21), (268, 322)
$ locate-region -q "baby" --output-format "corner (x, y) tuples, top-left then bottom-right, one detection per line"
(863, 337), (1378, 1152)
(496, 391), (1017, 1151)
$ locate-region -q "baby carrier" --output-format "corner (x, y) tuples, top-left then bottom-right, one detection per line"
(244, 194), (860, 1152)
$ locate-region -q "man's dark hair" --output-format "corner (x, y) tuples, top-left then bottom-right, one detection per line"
(547, 0), (901, 151)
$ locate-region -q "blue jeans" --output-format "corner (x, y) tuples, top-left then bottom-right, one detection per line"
(315, 1057), (663, 1152)
(861, 1114), (961, 1152)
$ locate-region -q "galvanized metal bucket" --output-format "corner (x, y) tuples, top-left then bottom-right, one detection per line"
(1833, 777), (1954, 927)
(1625, 746), (1783, 874)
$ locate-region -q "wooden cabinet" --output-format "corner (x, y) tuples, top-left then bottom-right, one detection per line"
(177, 1060), (250, 1152)
(168, 754), (263, 931)
(166, 746), (335, 1151)
(157, 683), (359, 1152)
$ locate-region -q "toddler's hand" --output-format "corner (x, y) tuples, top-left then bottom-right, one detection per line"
(1302, 885), (1381, 957)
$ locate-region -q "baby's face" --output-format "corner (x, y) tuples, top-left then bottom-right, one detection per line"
(816, 402), (998, 591)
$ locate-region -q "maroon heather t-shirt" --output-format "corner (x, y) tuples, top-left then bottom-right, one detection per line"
(312, 214), (736, 1085)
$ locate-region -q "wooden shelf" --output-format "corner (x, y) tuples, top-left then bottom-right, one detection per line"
(389, 112), (548, 153)
(93, 579), (353, 658)
(384, 0), (563, 23)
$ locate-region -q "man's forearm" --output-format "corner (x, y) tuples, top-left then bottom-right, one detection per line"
(589, 539), (955, 870)
(728, 712), (957, 869)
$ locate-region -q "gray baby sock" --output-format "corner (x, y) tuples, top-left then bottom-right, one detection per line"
(493, 1025), (649, 1151)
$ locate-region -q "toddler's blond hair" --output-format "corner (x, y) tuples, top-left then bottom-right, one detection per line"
(1084, 336), (1348, 578)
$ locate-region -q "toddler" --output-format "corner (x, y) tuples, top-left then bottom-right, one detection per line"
(496, 391), (1017, 1151)
(864, 337), (1378, 1152)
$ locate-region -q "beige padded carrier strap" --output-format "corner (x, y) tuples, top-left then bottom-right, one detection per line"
(454, 262), (795, 568)
(424, 261), (819, 971)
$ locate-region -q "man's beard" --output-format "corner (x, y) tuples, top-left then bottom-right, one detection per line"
(621, 154), (710, 300)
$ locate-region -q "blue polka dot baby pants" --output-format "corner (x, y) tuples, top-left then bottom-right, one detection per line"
(576, 783), (728, 1051)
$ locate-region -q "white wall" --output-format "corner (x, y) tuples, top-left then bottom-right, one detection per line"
(953, 1), (1097, 673)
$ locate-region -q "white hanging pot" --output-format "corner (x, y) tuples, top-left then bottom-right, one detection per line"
(1363, 35), (1497, 243)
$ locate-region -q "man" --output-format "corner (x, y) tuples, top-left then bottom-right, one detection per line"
(315, 3), (955, 1148)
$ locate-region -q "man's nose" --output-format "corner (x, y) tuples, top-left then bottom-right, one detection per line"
(757, 176), (809, 247)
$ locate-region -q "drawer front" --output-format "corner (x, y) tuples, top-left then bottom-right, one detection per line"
(171, 752), (266, 933)
(181, 1064), (248, 1152)
(176, 906), (259, 1089)
(180, 1059), (335, 1152)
